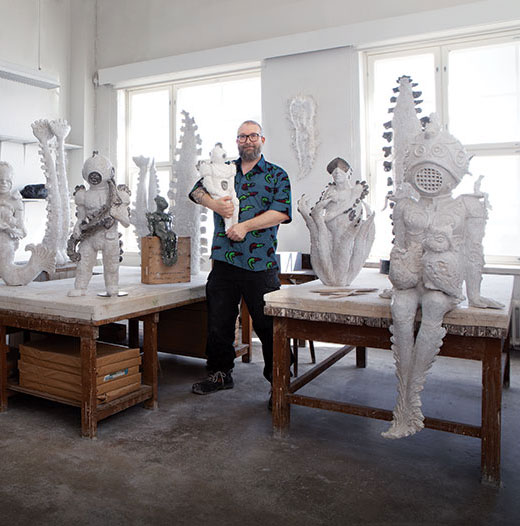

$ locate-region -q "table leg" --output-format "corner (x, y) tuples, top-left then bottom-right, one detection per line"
(128, 318), (139, 348)
(356, 346), (367, 368)
(0, 325), (7, 412)
(273, 317), (290, 437)
(142, 313), (159, 410)
(80, 328), (98, 438)
(481, 339), (502, 486)
(240, 299), (252, 363)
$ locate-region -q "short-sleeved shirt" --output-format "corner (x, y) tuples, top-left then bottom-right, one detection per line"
(190, 155), (291, 271)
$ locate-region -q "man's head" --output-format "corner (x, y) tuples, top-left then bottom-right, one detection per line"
(237, 120), (264, 162)
(0, 162), (13, 195)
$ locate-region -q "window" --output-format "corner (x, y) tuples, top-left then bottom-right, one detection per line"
(364, 33), (520, 264)
(119, 71), (261, 254)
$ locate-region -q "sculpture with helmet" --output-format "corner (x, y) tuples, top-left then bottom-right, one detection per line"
(67, 151), (131, 297)
(381, 77), (503, 440)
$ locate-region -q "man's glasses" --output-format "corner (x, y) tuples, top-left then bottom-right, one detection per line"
(237, 133), (262, 143)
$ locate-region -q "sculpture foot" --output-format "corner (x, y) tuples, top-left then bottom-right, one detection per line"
(106, 287), (119, 297)
(381, 415), (424, 439)
(68, 288), (86, 297)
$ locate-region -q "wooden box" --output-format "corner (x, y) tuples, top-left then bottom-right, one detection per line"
(141, 236), (190, 284)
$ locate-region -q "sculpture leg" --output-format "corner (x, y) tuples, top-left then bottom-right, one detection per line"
(69, 243), (97, 296)
(102, 239), (121, 297)
(382, 287), (420, 439)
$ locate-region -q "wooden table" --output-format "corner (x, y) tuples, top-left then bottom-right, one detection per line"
(0, 268), (206, 438)
(265, 269), (513, 486)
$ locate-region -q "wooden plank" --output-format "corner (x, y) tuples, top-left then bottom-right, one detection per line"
(80, 329), (98, 438)
(142, 313), (159, 410)
(1, 324), (8, 412)
(272, 318), (290, 437)
(240, 299), (252, 363)
(7, 382), (81, 408)
(96, 385), (153, 421)
(141, 236), (190, 284)
(289, 345), (354, 394)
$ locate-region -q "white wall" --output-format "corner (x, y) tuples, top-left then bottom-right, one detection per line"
(262, 47), (361, 252)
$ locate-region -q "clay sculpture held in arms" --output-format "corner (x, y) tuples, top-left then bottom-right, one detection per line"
(67, 152), (131, 297)
(0, 161), (54, 285)
(146, 195), (178, 266)
(298, 157), (375, 286)
(381, 76), (503, 440)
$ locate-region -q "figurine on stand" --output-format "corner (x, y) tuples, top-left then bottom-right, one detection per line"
(146, 195), (178, 266)
(197, 143), (238, 231)
(0, 161), (54, 285)
(67, 152), (131, 297)
(382, 109), (503, 439)
(298, 157), (375, 286)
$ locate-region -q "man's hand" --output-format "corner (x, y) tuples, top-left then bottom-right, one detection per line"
(213, 196), (234, 219)
(227, 222), (248, 241)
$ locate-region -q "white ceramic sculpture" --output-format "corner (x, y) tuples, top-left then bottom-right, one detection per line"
(67, 152), (131, 297)
(298, 157), (375, 286)
(288, 95), (318, 179)
(168, 110), (202, 274)
(32, 118), (72, 265)
(0, 162), (54, 285)
(198, 143), (238, 231)
(382, 78), (504, 440)
(130, 155), (159, 248)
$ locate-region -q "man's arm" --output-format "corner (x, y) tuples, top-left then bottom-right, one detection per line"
(190, 184), (234, 219)
(226, 210), (290, 241)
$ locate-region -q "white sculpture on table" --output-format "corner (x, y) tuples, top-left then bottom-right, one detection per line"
(198, 143), (238, 231)
(130, 155), (159, 248)
(288, 94), (318, 179)
(168, 110), (202, 274)
(32, 118), (72, 264)
(0, 162), (54, 285)
(67, 152), (131, 297)
(382, 77), (504, 440)
(298, 157), (375, 286)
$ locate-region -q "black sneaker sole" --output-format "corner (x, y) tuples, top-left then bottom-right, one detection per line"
(192, 383), (234, 395)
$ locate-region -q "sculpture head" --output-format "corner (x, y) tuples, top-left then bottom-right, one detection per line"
(237, 120), (264, 162)
(403, 114), (471, 197)
(82, 151), (115, 186)
(154, 195), (168, 212)
(0, 162), (13, 196)
(209, 143), (228, 164)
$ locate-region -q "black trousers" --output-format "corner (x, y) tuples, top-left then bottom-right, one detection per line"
(205, 260), (280, 382)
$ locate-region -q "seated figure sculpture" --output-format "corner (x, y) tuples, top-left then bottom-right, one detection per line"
(197, 143), (238, 231)
(67, 152), (131, 297)
(0, 161), (54, 285)
(383, 114), (503, 439)
(298, 157), (375, 286)
(146, 195), (178, 266)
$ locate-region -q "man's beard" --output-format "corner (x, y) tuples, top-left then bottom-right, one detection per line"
(239, 143), (262, 162)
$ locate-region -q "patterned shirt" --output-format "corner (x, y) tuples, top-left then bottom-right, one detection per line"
(189, 155), (291, 271)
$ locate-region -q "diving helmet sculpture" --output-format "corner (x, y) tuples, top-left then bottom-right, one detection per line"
(67, 152), (131, 297)
(382, 77), (503, 440)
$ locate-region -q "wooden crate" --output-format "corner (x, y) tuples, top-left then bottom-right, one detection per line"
(141, 236), (190, 284)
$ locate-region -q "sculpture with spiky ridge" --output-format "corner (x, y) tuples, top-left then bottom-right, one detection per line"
(168, 110), (202, 274)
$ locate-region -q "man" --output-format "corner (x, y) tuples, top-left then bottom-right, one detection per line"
(189, 120), (291, 407)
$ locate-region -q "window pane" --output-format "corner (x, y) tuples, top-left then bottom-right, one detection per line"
(176, 76), (261, 159)
(129, 89), (170, 162)
(448, 42), (520, 144)
(453, 155), (520, 258)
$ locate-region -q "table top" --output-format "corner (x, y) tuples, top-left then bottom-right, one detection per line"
(264, 269), (514, 338)
(0, 267), (207, 323)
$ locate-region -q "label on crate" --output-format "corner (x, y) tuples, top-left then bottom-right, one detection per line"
(103, 368), (129, 382)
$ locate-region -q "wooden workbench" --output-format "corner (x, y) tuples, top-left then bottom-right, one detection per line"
(0, 268), (206, 438)
(265, 269), (513, 486)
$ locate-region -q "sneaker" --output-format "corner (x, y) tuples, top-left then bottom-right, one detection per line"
(192, 371), (234, 395)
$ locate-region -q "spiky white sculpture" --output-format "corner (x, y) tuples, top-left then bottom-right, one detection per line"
(382, 77), (503, 440)
(32, 118), (72, 265)
(198, 143), (238, 231)
(67, 152), (131, 297)
(130, 155), (159, 248)
(298, 157), (375, 286)
(168, 110), (202, 274)
(0, 161), (54, 285)
(288, 95), (318, 179)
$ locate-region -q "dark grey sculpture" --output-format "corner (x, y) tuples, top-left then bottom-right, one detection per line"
(146, 195), (178, 266)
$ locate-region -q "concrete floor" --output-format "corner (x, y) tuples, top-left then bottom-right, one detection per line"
(1, 342), (520, 526)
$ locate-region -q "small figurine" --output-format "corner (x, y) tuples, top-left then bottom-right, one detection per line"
(298, 157), (375, 286)
(146, 195), (178, 266)
(197, 143), (238, 231)
(67, 152), (131, 297)
(381, 78), (503, 440)
(0, 161), (54, 285)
